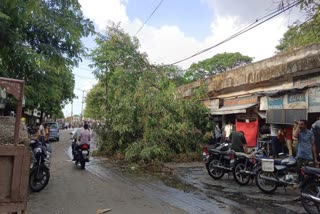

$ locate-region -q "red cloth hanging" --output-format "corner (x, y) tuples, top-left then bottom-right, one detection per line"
(236, 120), (258, 147)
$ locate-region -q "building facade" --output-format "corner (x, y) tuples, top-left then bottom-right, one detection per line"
(177, 44), (320, 147)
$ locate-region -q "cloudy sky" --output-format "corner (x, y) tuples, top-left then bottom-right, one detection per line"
(64, 0), (305, 117)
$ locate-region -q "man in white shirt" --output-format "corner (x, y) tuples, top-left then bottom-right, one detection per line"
(224, 122), (233, 142)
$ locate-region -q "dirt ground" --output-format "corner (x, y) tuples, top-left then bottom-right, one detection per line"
(28, 130), (308, 214)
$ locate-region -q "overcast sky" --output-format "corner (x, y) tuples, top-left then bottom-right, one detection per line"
(64, 0), (305, 117)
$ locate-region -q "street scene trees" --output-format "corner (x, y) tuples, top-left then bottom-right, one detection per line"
(88, 25), (210, 161)
(1, 0), (320, 214)
(0, 0), (94, 119)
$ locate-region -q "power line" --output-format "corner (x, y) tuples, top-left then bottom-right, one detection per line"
(134, 0), (165, 36)
(170, 0), (302, 65)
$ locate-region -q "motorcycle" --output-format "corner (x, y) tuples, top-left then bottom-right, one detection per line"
(300, 166), (320, 214)
(204, 142), (236, 180)
(255, 155), (302, 194)
(232, 149), (267, 185)
(73, 140), (90, 170)
(29, 140), (51, 192)
(28, 126), (37, 136)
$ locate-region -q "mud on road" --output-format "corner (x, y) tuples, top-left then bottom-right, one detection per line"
(164, 162), (307, 214)
(28, 130), (307, 214)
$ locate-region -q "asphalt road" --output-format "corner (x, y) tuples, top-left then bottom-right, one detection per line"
(28, 130), (308, 214)
(28, 130), (185, 214)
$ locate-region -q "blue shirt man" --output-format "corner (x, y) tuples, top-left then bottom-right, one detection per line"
(297, 129), (314, 160)
(294, 120), (318, 166)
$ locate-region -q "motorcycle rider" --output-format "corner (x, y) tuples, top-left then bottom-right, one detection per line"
(72, 123), (91, 160)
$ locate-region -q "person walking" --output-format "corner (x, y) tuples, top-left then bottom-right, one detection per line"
(38, 121), (45, 143)
(294, 119), (319, 186)
(284, 125), (293, 156)
(214, 124), (222, 144)
(224, 122), (233, 143)
(312, 117), (320, 159)
(270, 124), (281, 158)
(230, 131), (248, 153)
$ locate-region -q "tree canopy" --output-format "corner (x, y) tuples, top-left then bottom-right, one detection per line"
(276, 0), (320, 52)
(276, 13), (320, 52)
(87, 25), (211, 162)
(184, 52), (253, 81)
(0, 0), (94, 118)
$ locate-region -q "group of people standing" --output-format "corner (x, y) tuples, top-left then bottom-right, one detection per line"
(270, 122), (298, 158)
(210, 118), (320, 167)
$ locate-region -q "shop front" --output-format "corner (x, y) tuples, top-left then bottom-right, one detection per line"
(211, 95), (259, 147)
(266, 91), (308, 125)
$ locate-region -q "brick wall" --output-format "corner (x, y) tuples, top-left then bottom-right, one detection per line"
(0, 116), (29, 144)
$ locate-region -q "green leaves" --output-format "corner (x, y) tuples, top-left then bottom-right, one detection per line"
(185, 52), (253, 81)
(276, 13), (320, 52)
(0, 0), (94, 118)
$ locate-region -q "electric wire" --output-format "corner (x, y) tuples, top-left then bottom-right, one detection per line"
(170, 0), (302, 65)
(134, 0), (165, 36)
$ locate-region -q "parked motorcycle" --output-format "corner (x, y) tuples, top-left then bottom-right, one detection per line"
(255, 155), (303, 193)
(27, 126), (37, 136)
(204, 142), (236, 180)
(232, 149), (267, 185)
(29, 140), (51, 192)
(300, 166), (320, 214)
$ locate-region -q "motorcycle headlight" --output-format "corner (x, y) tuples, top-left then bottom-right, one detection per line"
(34, 147), (42, 153)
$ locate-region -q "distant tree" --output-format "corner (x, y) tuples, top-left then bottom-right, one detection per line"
(0, 0), (94, 116)
(89, 23), (148, 109)
(185, 52), (253, 81)
(84, 83), (105, 120)
(276, 13), (320, 52)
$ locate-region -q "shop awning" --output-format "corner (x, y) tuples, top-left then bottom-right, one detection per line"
(211, 103), (257, 115)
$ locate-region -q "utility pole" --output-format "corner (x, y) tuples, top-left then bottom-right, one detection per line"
(71, 100), (73, 124)
(80, 90), (86, 122)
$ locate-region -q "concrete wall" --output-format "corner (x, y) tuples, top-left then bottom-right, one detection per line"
(176, 43), (320, 98)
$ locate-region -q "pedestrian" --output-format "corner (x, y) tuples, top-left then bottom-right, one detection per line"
(38, 121), (45, 143)
(294, 119), (319, 186)
(270, 124), (281, 158)
(311, 117), (320, 159)
(44, 123), (52, 153)
(214, 124), (222, 144)
(224, 122), (233, 143)
(284, 124), (293, 156)
(292, 121), (299, 155)
(230, 131), (248, 153)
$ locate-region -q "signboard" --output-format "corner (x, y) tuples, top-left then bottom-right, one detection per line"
(309, 87), (320, 113)
(293, 75), (320, 88)
(284, 92), (307, 109)
(202, 99), (220, 111)
(223, 95), (258, 107)
(267, 96), (283, 109)
(259, 96), (268, 111)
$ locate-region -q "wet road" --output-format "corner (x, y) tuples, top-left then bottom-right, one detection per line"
(28, 130), (307, 214)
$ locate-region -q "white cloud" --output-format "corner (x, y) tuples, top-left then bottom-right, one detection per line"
(65, 0), (300, 116)
(77, 0), (297, 69)
(79, 0), (129, 31)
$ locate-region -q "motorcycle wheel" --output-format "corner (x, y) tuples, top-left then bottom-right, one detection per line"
(81, 161), (86, 169)
(29, 166), (50, 192)
(255, 167), (278, 194)
(301, 181), (320, 214)
(233, 162), (251, 185)
(206, 158), (225, 180)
